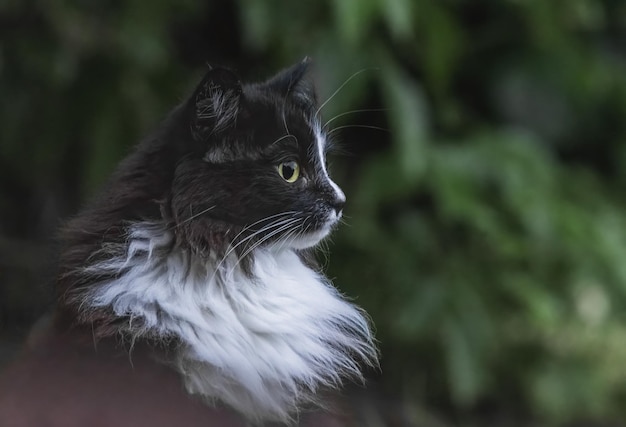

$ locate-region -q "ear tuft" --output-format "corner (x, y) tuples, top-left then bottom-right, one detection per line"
(191, 67), (242, 141)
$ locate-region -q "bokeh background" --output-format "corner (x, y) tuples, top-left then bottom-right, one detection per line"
(2, 1), (626, 425)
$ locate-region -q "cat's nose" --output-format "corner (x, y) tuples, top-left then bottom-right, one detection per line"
(330, 193), (346, 215)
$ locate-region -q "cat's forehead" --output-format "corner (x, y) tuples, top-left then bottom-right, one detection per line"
(239, 85), (319, 148)
(244, 83), (314, 118)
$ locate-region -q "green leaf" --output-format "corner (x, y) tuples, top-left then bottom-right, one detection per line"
(382, 64), (429, 180)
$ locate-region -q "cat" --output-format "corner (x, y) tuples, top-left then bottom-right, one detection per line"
(47, 58), (378, 424)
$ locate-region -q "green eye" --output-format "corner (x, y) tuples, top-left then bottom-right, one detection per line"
(277, 161), (300, 183)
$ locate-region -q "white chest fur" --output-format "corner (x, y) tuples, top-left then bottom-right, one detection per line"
(81, 222), (376, 423)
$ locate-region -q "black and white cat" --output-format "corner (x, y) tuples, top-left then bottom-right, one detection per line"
(56, 58), (378, 423)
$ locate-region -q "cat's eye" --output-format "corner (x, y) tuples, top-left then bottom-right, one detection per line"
(277, 161), (300, 183)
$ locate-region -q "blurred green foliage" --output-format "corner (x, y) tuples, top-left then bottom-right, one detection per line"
(2, 0), (626, 425)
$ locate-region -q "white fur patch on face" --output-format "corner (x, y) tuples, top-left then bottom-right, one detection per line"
(286, 225), (333, 250)
(313, 121), (346, 206)
(81, 222), (377, 423)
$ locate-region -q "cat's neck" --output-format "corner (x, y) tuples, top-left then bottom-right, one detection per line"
(65, 220), (375, 423)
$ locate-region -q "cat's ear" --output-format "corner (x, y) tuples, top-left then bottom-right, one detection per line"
(190, 67), (243, 141)
(266, 57), (317, 106)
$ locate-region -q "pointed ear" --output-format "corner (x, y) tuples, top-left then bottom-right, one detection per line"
(266, 57), (317, 106)
(190, 67), (242, 141)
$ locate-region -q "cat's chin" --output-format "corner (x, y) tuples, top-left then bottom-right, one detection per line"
(283, 225), (333, 250)
(285, 212), (342, 250)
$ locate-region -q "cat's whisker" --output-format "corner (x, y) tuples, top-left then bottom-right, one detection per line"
(314, 236), (329, 261)
(323, 108), (388, 129)
(281, 93), (294, 141)
(213, 214), (299, 275)
(338, 216), (352, 228)
(170, 205), (217, 230)
(221, 216), (297, 264)
(232, 211), (297, 239)
(320, 236), (331, 252)
(315, 68), (378, 118)
(261, 227), (296, 257)
(237, 219), (298, 256)
(278, 229), (300, 252)
(317, 242), (331, 270)
(274, 226), (302, 252)
(209, 217), (299, 285)
(282, 112), (290, 137)
(327, 125), (390, 136)
(236, 219), (301, 261)
(226, 219), (302, 276)
(273, 229), (302, 256)
(225, 211), (299, 255)
(270, 134), (297, 146)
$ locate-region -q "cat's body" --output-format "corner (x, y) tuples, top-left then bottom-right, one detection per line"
(0, 59), (377, 426)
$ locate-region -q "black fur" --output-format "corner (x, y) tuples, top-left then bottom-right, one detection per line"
(56, 59), (344, 333)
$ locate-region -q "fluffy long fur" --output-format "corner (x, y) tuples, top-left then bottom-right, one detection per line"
(56, 59), (378, 424)
(76, 221), (375, 422)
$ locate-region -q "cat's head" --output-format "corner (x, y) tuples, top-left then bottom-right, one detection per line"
(170, 58), (345, 254)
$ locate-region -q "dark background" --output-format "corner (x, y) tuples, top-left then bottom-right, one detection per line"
(2, 1), (626, 425)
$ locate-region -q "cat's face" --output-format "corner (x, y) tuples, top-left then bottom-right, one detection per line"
(170, 60), (345, 254)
